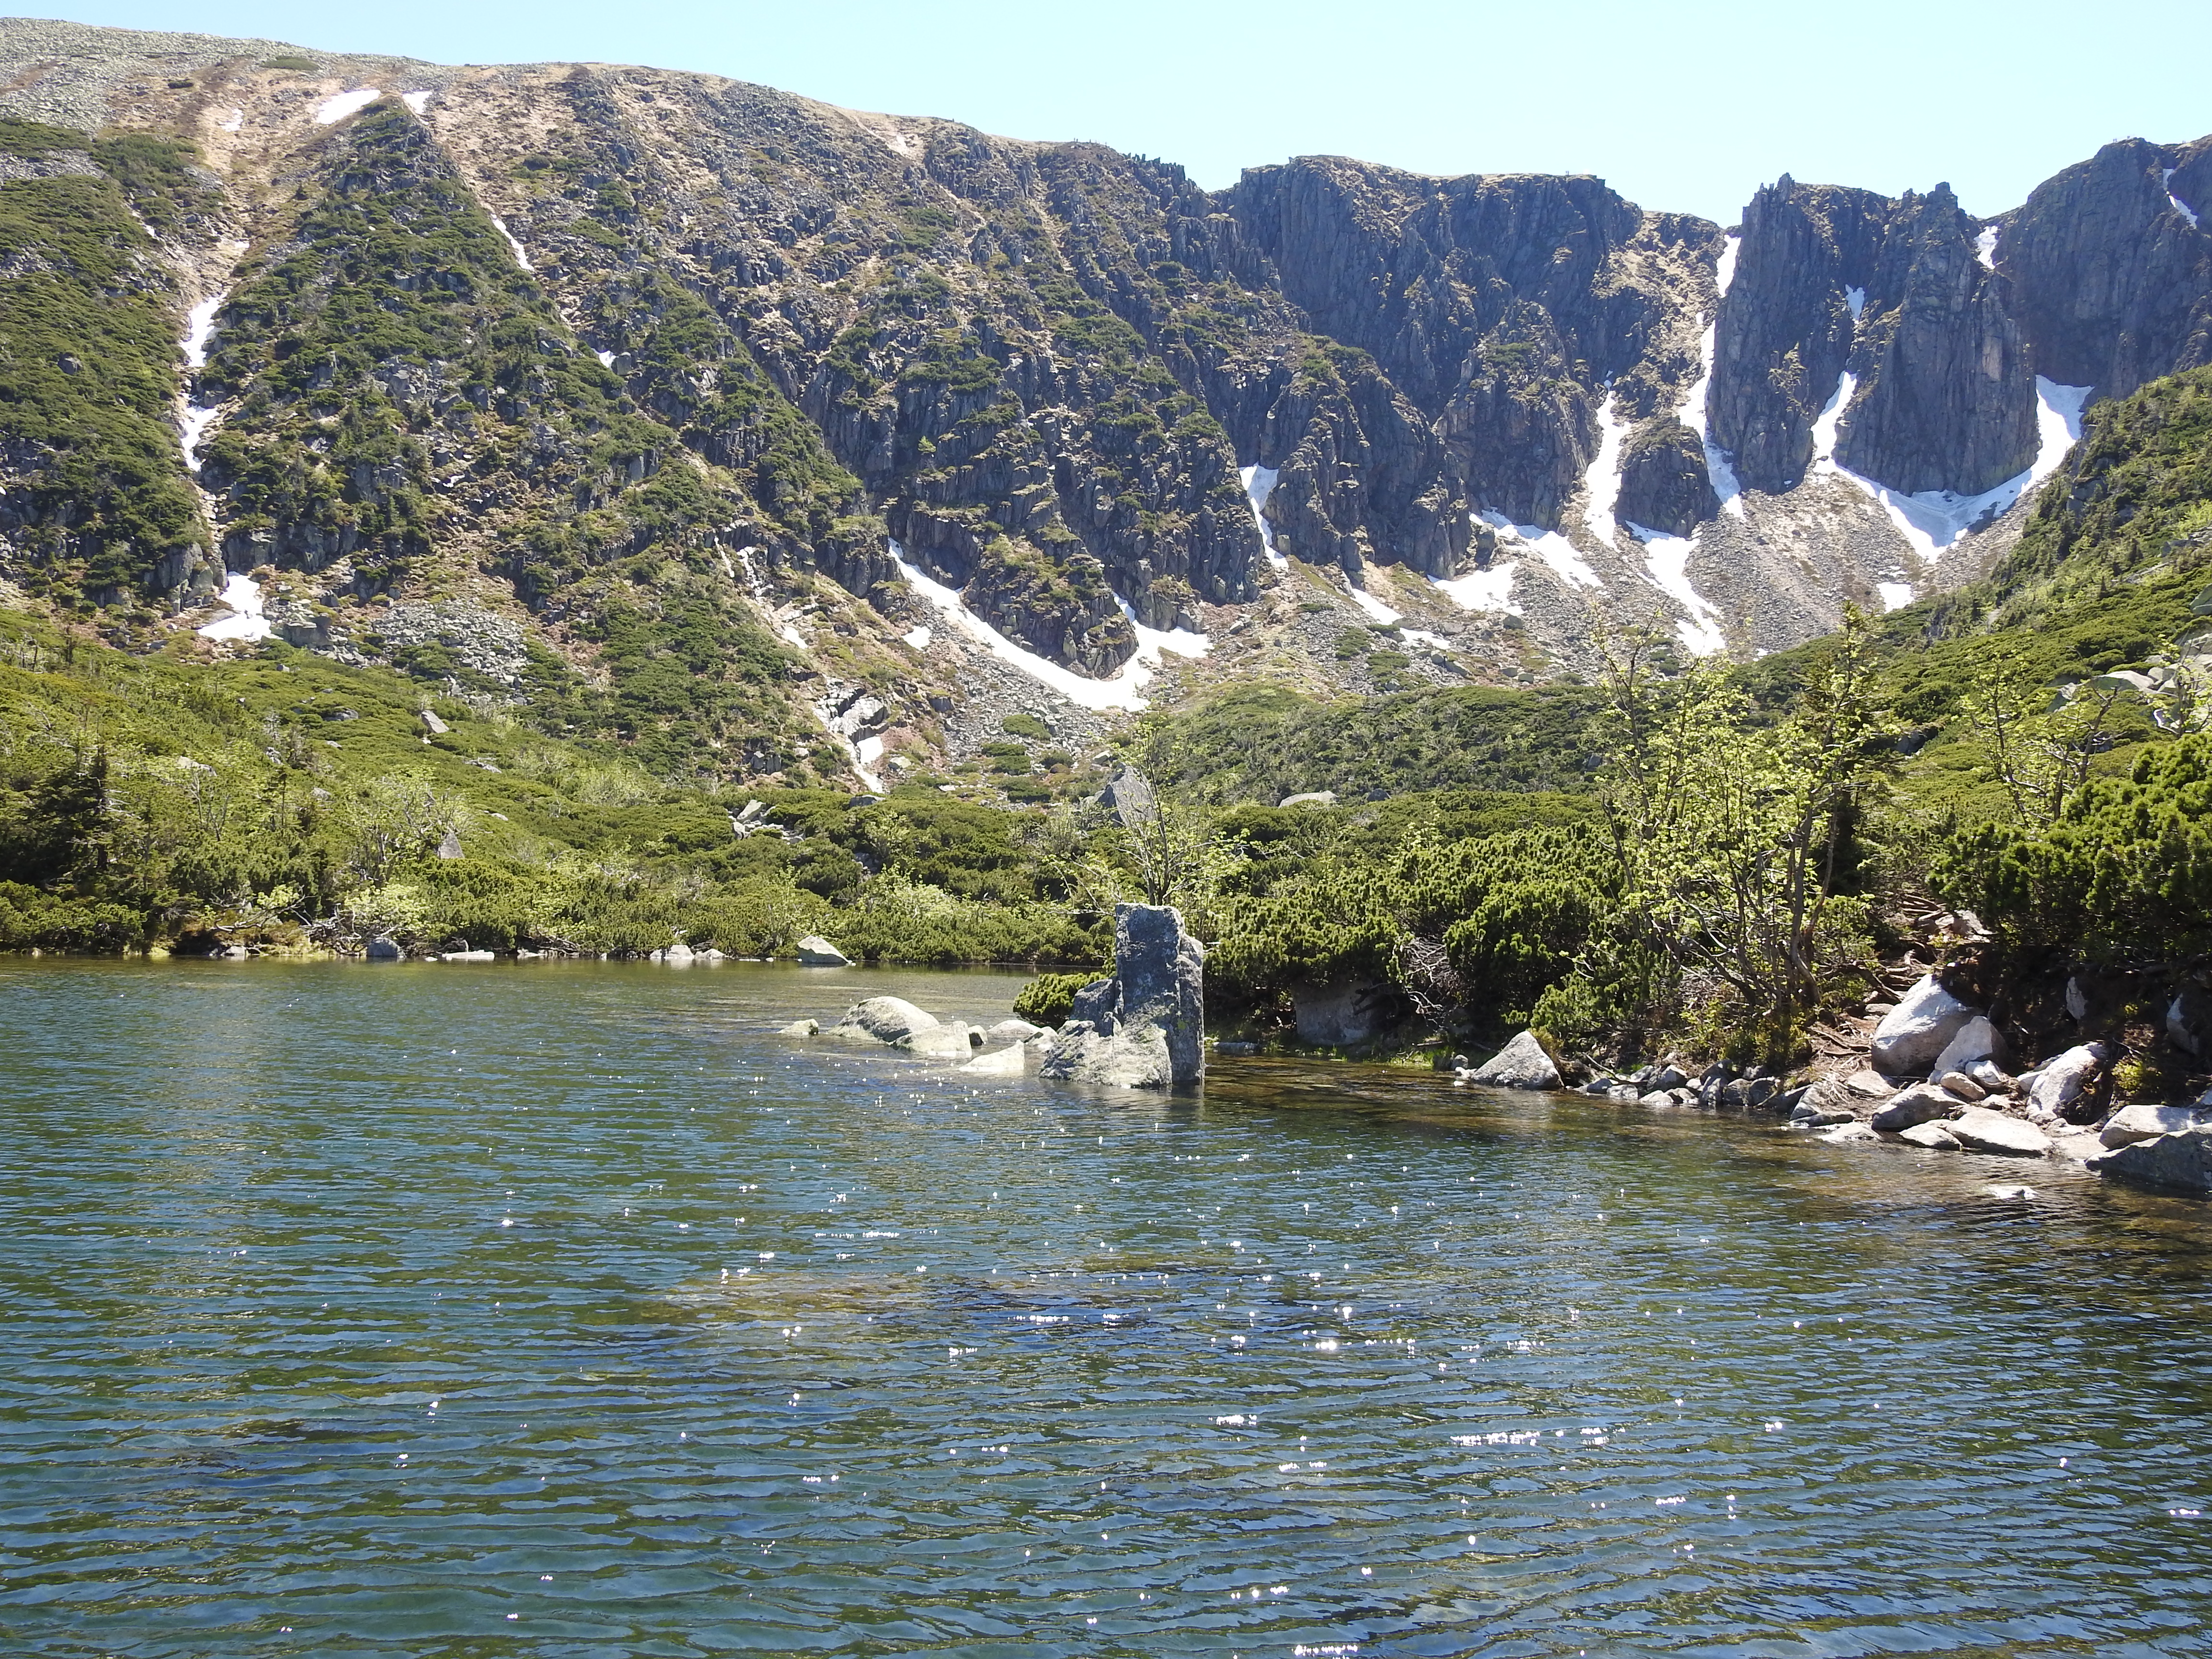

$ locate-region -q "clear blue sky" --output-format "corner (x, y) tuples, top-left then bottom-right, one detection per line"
(44, 0), (2212, 223)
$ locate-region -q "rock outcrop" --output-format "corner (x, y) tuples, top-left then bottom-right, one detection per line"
(1040, 902), (1205, 1088)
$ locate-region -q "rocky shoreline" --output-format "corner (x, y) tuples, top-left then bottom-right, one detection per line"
(1452, 964), (2210, 1201)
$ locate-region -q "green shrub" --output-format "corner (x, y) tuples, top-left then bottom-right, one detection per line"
(1014, 970), (1097, 1025)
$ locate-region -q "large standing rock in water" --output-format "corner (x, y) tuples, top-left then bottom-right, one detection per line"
(1041, 903), (1205, 1088)
(1870, 976), (1978, 1077)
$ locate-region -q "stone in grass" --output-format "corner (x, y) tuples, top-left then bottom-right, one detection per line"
(1462, 1031), (1562, 1091)
(1946, 1107), (2051, 1157)
(1871, 1084), (1960, 1132)
(1900, 1121), (1961, 1150)
(777, 1018), (820, 1037)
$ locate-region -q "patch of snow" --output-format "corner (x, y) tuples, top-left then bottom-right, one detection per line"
(1715, 231), (1740, 298)
(400, 89), (433, 116)
(313, 88), (382, 125)
(2164, 168), (2200, 229)
(1346, 582), (1401, 625)
(893, 542), (1205, 712)
(177, 292), (231, 470)
(1845, 284), (1867, 322)
(218, 108), (243, 132)
(1239, 464), (1286, 567)
(1581, 391), (1627, 547)
(1974, 227), (1998, 269)
(198, 571), (271, 642)
(182, 293), (225, 368)
(1432, 562), (1520, 614)
(1678, 243), (1746, 518)
(1400, 627), (1450, 650)
(853, 734), (886, 793)
(1876, 581), (1917, 612)
(1625, 523), (1727, 656)
(902, 625), (932, 649)
(488, 215), (535, 273)
(1809, 370), (1856, 468)
(596, 349), (616, 367)
(1815, 374), (2091, 560)
(1478, 510), (1601, 590)
(777, 623), (809, 650)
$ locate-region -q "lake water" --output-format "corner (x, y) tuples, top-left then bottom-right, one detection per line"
(3, 959), (2210, 1657)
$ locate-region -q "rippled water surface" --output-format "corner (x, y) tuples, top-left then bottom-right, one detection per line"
(5, 959), (2212, 1657)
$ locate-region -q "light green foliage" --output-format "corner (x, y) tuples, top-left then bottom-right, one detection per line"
(1579, 618), (1891, 1057)
(1014, 970), (1096, 1027)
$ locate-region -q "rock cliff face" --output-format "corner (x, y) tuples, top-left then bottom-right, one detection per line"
(3, 17), (2211, 755)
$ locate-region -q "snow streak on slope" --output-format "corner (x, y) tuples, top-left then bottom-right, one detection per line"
(1679, 234), (1745, 517)
(1975, 228), (1999, 269)
(314, 89), (381, 124)
(893, 544), (1205, 712)
(2166, 169), (2201, 229)
(1581, 392), (1627, 547)
(401, 90), (433, 115)
(1239, 464), (1286, 567)
(1812, 373), (2091, 561)
(177, 291), (228, 472)
(1624, 524), (1726, 655)
(1478, 511), (1600, 590)
(488, 215), (535, 272)
(1345, 582), (1400, 625)
(198, 570), (270, 642)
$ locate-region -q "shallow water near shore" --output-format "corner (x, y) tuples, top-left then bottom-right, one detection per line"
(3, 957), (2211, 1657)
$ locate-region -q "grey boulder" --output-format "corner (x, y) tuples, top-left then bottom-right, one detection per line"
(1043, 1021), (1173, 1088)
(777, 1017), (820, 1037)
(2025, 1043), (2109, 1118)
(901, 1024), (984, 1058)
(365, 937), (402, 961)
(829, 996), (939, 1044)
(1462, 1031), (1563, 1091)
(2099, 1101), (2212, 1148)
(1899, 1121), (1961, 1150)
(1946, 1107), (2051, 1157)
(1871, 1084), (1960, 1132)
(1870, 976), (1979, 1077)
(985, 1019), (1046, 1046)
(796, 935), (852, 967)
(2168, 986), (2212, 1057)
(1928, 1016), (2006, 1082)
(2087, 1125), (2212, 1195)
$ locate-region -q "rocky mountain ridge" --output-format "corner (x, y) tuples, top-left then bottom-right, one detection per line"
(1, 17), (2208, 785)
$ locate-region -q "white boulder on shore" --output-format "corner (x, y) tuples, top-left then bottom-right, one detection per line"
(1869, 976), (1977, 1076)
(795, 935), (851, 967)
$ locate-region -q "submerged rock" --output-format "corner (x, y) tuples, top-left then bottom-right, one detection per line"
(1870, 976), (1979, 1077)
(1461, 1031), (1563, 1091)
(777, 1018), (820, 1037)
(365, 937), (402, 961)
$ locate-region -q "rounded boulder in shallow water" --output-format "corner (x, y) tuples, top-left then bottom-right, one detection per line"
(1871, 1083), (1960, 1132)
(900, 1024), (983, 1058)
(1461, 1031), (1562, 1091)
(828, 996), (938, 1044)
(795, 935), (852, 967)
(2087, 1125), (2212, 1194)
(1870, 976), (1979, 1077)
